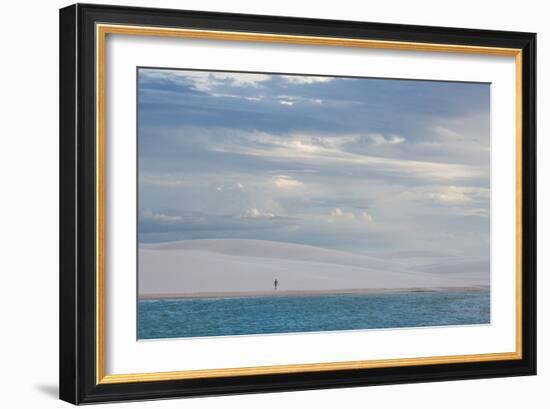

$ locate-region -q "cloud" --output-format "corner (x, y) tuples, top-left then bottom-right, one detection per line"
(331, 208), (344, 217)
(141, 209), (182, 222)
(360, 211), (374, 222)
(210, 181), (245, 192)
(210, 93), (264, 101)
(429, 187), (469, 203)
(330, 208), (373, 222)
(459, 208), (490, 218)
(209, 131), (481, 181)
(209, 72), (270, 88)
(244, 207), (276, 218)
(140, 69), (270, 93)
(425, 186), (489, 220)
(249, 132), (358, 152)
(139, 210), (298, 239)
(368, 133), (406, 146)
(276, 95), (328, 106)
(428, 186), (489, 204)
(330, 207), (354, 220)
(272, 175), (304, 189)
(281, 75), (334, 84)
(431, 125), (461, 140)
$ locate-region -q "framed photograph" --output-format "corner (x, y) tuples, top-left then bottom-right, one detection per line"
(59, 3), (536, 404)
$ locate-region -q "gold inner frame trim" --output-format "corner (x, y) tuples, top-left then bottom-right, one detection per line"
(95, 23), (523, 385)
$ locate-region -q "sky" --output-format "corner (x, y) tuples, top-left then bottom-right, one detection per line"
(137, 68), (490, 256)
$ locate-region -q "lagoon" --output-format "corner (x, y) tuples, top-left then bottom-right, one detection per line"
(138, 290), (490, 339)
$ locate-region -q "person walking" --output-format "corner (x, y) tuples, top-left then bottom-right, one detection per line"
(274, 279), (278, 290)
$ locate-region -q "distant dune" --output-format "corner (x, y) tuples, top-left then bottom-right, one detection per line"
(138, 239), (489, 297)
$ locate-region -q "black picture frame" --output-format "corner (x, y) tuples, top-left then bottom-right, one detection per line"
(60, 3), (536, 404)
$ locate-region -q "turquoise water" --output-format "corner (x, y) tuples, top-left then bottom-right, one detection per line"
(138, 291), (490, 339)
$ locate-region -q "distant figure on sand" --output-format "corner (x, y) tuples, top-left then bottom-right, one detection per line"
(274, 279), (278, 290)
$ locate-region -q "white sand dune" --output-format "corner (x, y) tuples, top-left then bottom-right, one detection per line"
(139, 239), (489, 296)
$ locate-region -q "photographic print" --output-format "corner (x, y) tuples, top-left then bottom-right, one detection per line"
(137, 68), (490, 340)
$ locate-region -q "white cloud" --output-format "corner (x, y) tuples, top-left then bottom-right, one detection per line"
(272, 175), (303, 189)
(140, 69), (270, 93)
(368, 133), (406, 146)
(331, 208), (343, 217)
(330, 208), (373, 222)
(211, 72), (270, 88)
(244, 207), (275, 218)
(211, 181), (245, 192)
(277, 95), (326, 106)
(333, 208), (355, 220)
(428, 186), (489, 204)
(209, 131), (481, 181)
(311, 135), (359, 148)
(210, 93), (264, 101)
(141, 209), (182, 222)
(427, 186), (489, 218)
(429, 187), (469, 203)
(361, 211), (374, 222)
(281, 75), (334, 84)
(257, 133), (358, 152)
(459, 208), (490, 217)
(432, 125), (461, 140)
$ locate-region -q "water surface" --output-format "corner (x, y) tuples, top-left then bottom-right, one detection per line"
(138, 290), (490, 339)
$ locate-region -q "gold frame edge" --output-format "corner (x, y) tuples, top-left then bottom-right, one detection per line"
(95, 23), (524, 385)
